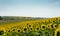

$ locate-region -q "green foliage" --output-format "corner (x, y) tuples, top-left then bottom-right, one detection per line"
(0, 16), (2, 20)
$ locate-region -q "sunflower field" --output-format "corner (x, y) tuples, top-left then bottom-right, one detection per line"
(0, 16), (60, 36)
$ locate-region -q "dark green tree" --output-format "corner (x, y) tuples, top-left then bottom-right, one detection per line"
(0, 16), (2, 20)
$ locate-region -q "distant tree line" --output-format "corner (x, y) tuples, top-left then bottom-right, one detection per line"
(0, 16), (44, 20)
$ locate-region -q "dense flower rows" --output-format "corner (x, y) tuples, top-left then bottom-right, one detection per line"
(0, 17), (60, 36)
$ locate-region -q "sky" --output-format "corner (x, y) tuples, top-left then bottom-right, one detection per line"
(0, 0), (60, 18)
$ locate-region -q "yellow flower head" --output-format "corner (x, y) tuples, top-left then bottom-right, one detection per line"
(53, 24), (57, 29)
(54, 27), (60, 36)
(41, 24), (46, 30)
(47, 23), (53, 29)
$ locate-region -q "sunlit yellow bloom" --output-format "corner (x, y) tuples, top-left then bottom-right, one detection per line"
(16, 29), (21, 33)
(22, 27), (27, 33)
(19, 23), (28, 33)
(45, 19), (49, 23)
(35, 25), (40, 32)
(50, 18), (56, 23)
(57, 24), (60, 27)
(41, 19), (45, 23)
(27, 23), (34, 32)
(53, 24), (57, 29)
(58, 17), (60, 22)
(33, 23), (40, 31)
(5, 27), (12, 33)
(54, 27), (60, 36)
(41, 24), (46, 30)
(0, 27), (6, 36)
(47, 23), (53, 29)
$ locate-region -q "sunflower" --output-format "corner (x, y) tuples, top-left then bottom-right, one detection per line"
(27, 23), (34, 32)
(0, 27), (6, 35)
(49, 18), (56, 23)
(45, 19), (49, 23)
(58, 17), (60, 22)
(58, 24), (60, 27)
(54, 27), (60, 36)
(16, 26), (22, 33)
(0, 27), (6, 32)
(35, 25), (40, 32)
(53, 24), (57, 29)
(22, 27), (28, 33)
(33, 23), (40, 32)
(52, 18), (56, 23)
(0, 30), (4, 35)
(5, 27), (10, 33)
(11, 27), (17, 32)
(20, 23), (28, 33)
(41, 19), (45, 24)
(16, 29), (21, 33)
(41, 24), (46, 30)
(47, 23), (53, 29)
